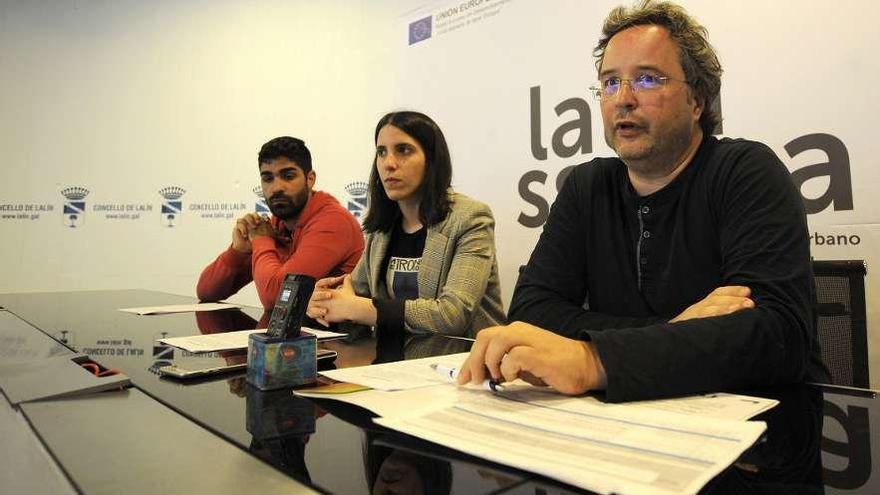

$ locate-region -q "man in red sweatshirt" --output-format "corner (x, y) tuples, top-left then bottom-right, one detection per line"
(197, 136), (364, 309)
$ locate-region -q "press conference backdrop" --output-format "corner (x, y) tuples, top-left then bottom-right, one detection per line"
(1, 1), (877, 387)
(386, 0), (879, 387)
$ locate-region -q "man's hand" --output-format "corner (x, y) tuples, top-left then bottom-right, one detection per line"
(247, 214), (275, 240)
(307, 275), (376, 327)
(457, 321), (607, 395)
(670, 286), (754, 323)
(232, 213), (270, 252)
(231, 214), (257, 253)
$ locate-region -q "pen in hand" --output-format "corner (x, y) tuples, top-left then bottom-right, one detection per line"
(431, 363), (505, 392)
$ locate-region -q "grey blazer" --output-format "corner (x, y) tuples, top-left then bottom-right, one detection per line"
(351, 192), (505, 343)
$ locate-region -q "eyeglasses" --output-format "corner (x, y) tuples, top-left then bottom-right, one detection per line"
(589, 74), (687, 100)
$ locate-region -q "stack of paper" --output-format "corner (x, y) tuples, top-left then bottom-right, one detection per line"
(296, 353), (777, 495)
(158, 328), (348, 353)
(319, 353), (466, 391)
(118, 303), (244, 315)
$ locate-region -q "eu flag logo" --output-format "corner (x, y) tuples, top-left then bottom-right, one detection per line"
(409, 16), (432, 45)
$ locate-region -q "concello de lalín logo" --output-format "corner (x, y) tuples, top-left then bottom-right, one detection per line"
(253, 185), (269, 216)
(61, 186), (89, 228)
(345, 181), (369, 222)
(159, 186), (186, 228)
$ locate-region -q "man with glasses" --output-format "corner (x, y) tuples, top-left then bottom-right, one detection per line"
(459, 1), (826, 401)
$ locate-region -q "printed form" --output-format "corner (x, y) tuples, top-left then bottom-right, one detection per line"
(319, 353), (469, 391)
(301, 355), (776, 495)
(375, 388), (766, 495)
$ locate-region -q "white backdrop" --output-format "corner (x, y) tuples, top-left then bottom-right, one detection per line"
(0, 0), (402, 304)
(1, 0), (877, 388)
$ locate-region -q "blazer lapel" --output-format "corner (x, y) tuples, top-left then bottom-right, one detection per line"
(419, 223), (450, 299)
(369, 232), (391, 296)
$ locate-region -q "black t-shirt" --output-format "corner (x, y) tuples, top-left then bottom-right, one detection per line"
(384, 225), (426, 300)
(372, 223), (427, 359)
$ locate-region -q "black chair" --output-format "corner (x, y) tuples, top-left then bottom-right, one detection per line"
(812, 260), (869, 388)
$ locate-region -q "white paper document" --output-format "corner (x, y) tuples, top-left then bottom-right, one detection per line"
(158, 329), (265, 352)
(118, 303), (243, 315)
(493, 386), (778, 422)
(296, 383), (461, 419)
(628, 392), (778, 421)
(319, 352), (470, 391)
(303, 356), (773, 495)
(158, 327), (348, 353)
(375, 388), (766, 495)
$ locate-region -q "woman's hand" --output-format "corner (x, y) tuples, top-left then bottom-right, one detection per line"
(307, 275), (377, 327)
(307, 275), (345, 327)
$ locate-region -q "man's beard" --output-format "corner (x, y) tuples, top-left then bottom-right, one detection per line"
(267, 190), (308, 220)
(605, 115), (695, 179)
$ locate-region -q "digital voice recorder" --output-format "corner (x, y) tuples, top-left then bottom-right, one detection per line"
(266, 273), (316, 338)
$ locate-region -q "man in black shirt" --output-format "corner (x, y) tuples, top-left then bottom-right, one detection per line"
(459, 1), (826, 402)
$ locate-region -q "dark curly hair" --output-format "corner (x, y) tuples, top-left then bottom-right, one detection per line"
(594, 0), (723, 134)
(258, 136), (312, 173)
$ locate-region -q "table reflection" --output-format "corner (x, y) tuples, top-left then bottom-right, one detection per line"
(173, 304), (834, 493)
(4, 291), (874, 495)
(245, 384), (326, 485)
(365, 432), (453, 495)
(196, 308), (481, 493)
(195, 308), (266, 335)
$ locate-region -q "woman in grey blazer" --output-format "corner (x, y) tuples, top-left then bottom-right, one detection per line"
(306, 111), (505, 358)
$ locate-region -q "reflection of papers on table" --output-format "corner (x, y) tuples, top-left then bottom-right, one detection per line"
(298, 356), (776, 495)
(157, 327), (348, 353)
(118, 303), (244, 315)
